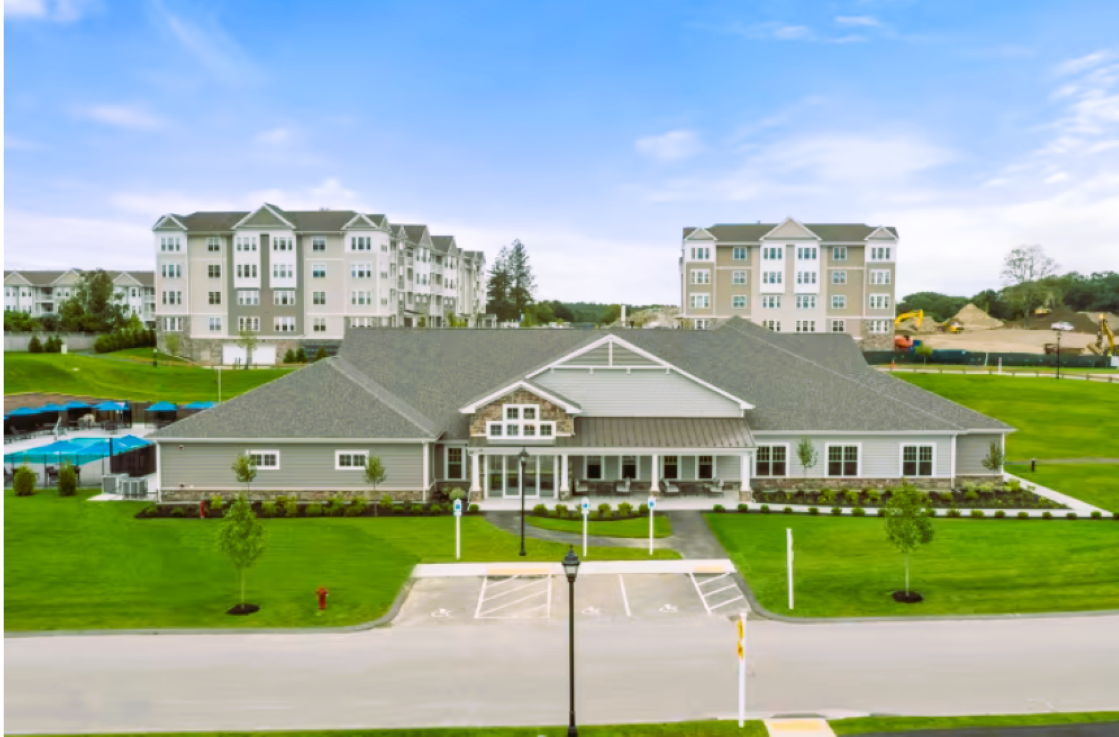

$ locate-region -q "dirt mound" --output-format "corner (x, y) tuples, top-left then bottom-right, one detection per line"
(1027, 307), (1098, 334)
(950, 303), (1003, 330)
(1080, 311), (1119, 326)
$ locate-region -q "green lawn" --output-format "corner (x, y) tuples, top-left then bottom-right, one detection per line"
(527, 514), (672, 538)
(832, 712), (1119, 735)
(896, 373), (1119, 459)
(96, 347), (190, 364)
(1012, 463), (1119, 513)
(707, 513), (1119, 618)
(884, 364), (1118, 373)
(3, 352), (292, 402)
(3, 490), (679, 631)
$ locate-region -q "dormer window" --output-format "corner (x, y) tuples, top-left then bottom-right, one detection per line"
(488, 403), (555, 439)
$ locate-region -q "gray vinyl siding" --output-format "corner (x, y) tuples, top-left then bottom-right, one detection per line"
(957, 433), (1003, 475)
(159, 441), (424, 490)
(716, 455), (741, 478)
(755, 434), (953, 478)
(534, 368), (741, 417)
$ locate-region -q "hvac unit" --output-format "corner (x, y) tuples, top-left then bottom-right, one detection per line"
(101, 474), (125, 495)
(121, 477), (149, 498)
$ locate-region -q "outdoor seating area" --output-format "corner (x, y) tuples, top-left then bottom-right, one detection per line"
(567, 477), (739, 499)
(4, 399), (218, 443)
(4, 434), (154, 488)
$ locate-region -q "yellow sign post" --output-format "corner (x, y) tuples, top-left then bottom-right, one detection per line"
(736, 612), (746, 727)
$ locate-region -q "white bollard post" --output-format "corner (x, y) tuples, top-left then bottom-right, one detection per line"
(787, 528), (794, 610)
(648, 496), (656, 555)
(454, 499), (462, 560)
(581, 499), (589, 558)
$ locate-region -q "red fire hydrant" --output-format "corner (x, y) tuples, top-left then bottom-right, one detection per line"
(317, 587), (329, 611)
(200, 500), (206, 519)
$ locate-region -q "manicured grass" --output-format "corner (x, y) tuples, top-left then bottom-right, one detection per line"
(3, 352), (292, 402)
(896, 373), (1119, 460)
(706, 513), (1119, 618)
(1012, 463), (1119, 513)
(884, 364), (1118, 373)
(19, 724), (769, 737)
(3, 490), (679, 631)
(99, 347), (190, 364)
(527, 513), (672, 538)
(832, 712), (1119, 735)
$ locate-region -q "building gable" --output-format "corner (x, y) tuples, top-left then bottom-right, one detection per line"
(153, 214), (187, 231)
(866, 226), (898, 240)
(342, 213), (381, 230)
(684, 227), (715, 240)
(761, 217), (820, 240)
(469, 387), (575, 437)
(233, 204), (295, 230)
(4, 272), (33, 286)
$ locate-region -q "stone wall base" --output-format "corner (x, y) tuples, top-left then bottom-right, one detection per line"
(160, 488), (426, 503)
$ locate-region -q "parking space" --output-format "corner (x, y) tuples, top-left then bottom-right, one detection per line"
(392, 571), (750, 628)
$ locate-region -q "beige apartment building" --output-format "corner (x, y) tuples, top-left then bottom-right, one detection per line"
(153, 203), (486, 364)
(5, 269), (156, 327)
(678, 218), (897, 346)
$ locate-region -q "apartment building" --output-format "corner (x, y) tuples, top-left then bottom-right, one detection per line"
(153, 203), (486, 364)
(4, 270), (156, 327)
(678, 218), (897, 345)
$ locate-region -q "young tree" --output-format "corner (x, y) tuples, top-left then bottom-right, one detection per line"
(1001, 245), (1060, 287)
(232, 453), (258, 495)
(165, 333), (180, 358)
(58, 461), (78, 496)
(486, 247), (514, 322)
(39, 313), (61, 333)
(915, 343), (934, 366)
(237, 329), (259, 369)
(884, 483), (935, 597)
(65, 269), (127, 332)
(283, 348), (296, 364)
(980, 440), (1005, 474)
(28, 336), (43, 353)
(365, 456), (387, 497)
(217, 494), (266, 608)
(796, 437), (818, 485)
(295, 346), (308, 363)
(506, 240), (536, 320)
(314, 346), (328, 361)
(13, 465), (36, 496)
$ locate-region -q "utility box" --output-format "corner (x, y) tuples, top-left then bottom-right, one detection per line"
(101, 474), (125, 495)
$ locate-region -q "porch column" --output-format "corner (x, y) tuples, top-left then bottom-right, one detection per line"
(741, 451), (752, 499)
(650, 453), (659, 495)
(560, 453), (570, 493)
(422, 442), (430, 500)
(470, 450), (482, 494)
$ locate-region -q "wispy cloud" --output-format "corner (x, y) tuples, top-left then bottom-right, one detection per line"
(1054, 49), (1116, 77)
(635, 130), (702, 162)
(148, 0), (262, 86)
(254, 127), (295, 146)
(5, 0), (98, 22)
(835, 15), (880, 27)
(5, 135), (48, 151)
(75, 103), (166, 130)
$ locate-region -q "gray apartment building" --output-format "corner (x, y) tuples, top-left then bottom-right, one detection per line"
(152, 203), (487, 364)
(678, 218), (898, 347)
(4, 269), (156, 327)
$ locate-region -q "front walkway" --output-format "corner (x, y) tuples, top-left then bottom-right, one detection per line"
(478, 492), (738, 511)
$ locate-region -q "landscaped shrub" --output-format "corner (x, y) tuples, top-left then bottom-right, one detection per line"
(818, 488), (836, 504)
(1091, 510), (1102, 519)
(283, 348), (296, 364)
(994, 510), (1006, 518)
(977, 482), (995, 494)
(866, 489), (882, 504)
(939, 491), (954, 504)
(13, 465), (36, 496)
(28, 336), (43, 353)
(137, 503), (158, 518)
(171, 507), (185, 518)
(447, 488), (467, 504)
(1017, 511), (1030, 519)
(947, 509), (962, 518)
(831, 506), (842, 516)
(429, 503), (443, 515)
(618, 502), (634, 517)
(327, 496), (346, 517)
(554, 503), (568, 518)
(783, 490), (797, 504)
(306, 503), (324, 517)
(852, 507), (866, 517)
(1006, 479), (1022, 492)
(961, 482), (976, 494)
(346, 497), (369, 517)
(737, 503), (749, 513)
(210, 494), (224, 513)
(964, 490), (979, 503)
(598, 503), (611, 515)
(380, 494), (394, 513)
(809, 506), (819, 515)
(282, 497), (299, 518)
(533, 503), (548, 516)
(877, 507), (887, 516)
(260, 501), (278, 518)
(970, 510), (985, 518)
(58, 462), (77, 497)
(760, 504), (770, 514)
(783, 506), (793, 514)
(844, 490), (859, 505)
(468, 504), (479, 514)
(1066, 512), (1077, 520)
(1042, 511), (1053, 520)
(601, 509), (613, 519)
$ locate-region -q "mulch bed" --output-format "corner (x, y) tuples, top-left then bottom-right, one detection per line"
(136, 501), (479, 520)
(892, 590), (924, 604)
(756, 488), (1066, 511)
(226, 603), (260, 615)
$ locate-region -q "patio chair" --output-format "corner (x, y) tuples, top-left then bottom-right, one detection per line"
(614, 478), (632, 496)
(574, 479), (590, 495)
(705, 479), (726, 496)
(662, 480), (681, 498)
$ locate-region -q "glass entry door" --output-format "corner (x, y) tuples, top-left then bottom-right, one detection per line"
(489, 455), (542, 499)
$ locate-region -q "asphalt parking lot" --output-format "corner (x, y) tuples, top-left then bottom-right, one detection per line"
(392, 570), (750, 627)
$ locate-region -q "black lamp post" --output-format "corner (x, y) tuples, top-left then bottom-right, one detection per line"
(562, 546), (581, 737)
(1053, 322), (1072, 381)
(518, 447), (529, 557)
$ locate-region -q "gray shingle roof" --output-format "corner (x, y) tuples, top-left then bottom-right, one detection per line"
(148, 358), (439, 440)
(5, 270), (153, 287)
(684, 223), (899, 242)
(431, 235), (455, 253)
(400, 225), (429, 244)
(166, 209), (389, 233)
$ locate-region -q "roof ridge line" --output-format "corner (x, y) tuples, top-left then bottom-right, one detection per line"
(720, 322), (971, 431)
(328, 357), (439, 438)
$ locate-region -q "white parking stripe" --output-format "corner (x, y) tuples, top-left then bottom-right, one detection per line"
(697, 572), (731, 586)
(479, 588), (549, 617)
(484, 574), (524, 588)
(688, 572), (713, 614)
(618, 574), (632, 617)
(708, 595), (745, 611)
(484, 579), (545, 600)
(474, 576), (489, 618)
(705, 583), (738, 597)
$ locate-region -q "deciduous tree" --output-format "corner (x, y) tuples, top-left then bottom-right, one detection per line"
(884, 483), (935, 597)
(217, 494), (266, 607)
(796, 437), (818, 485)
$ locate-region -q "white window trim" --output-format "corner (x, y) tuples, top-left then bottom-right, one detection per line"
(732, 296), (747, 309)
(870, 269), (892, 285)
(831, 319), (846, 333)
(831, 295), (847, 309)
(754, 443), (790, 478)
(660, 455), (680, 480)
(334, 450), (369, 471)
(444, 446), (466, 480)
(824, 442), (862, 478)
(732, 271), (747, 285)
(249, 450), (280, 470)
(832, 246), (848, 261)
(869, 294), (892, 310)
(486, 403), (556, 440)
(899, 443), (937, 478)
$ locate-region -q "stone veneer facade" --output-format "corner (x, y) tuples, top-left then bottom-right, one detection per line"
(469, 389), (574, 437)
(160, 488), (426, 503)
(748, 473), (1001, 494)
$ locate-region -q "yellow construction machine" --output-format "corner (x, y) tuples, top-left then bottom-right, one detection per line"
(894, 310), (924, 330)
(1092, 313), (1116, 356)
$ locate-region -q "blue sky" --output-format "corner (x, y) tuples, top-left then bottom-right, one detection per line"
(5, 0), (1119, 303)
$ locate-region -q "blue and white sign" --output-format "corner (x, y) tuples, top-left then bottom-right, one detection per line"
(453, 499), (463, 517)
(648, 497), (656, 510)
(581, 500), (590, 515)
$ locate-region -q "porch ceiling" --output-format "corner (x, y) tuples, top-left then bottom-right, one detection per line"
(562, 417), (754, 449)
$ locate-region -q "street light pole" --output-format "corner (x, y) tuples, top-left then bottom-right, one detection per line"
(562, 546), (581, 737)
(518, 447), (529, 557)
(1056, 328), (1062, 381)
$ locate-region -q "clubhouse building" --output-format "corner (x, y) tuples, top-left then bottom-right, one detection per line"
(150, 318), (1012, 503)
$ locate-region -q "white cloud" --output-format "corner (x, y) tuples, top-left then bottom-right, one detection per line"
(108, 179), (374, 219)
(77, 103), (165, 130)
(635, 130), (702, 162)
(1044, 172), (1070, 184)
(773, 25), (813, 40)
(835, 15), (879, 26)
(5, 135), (47, 151)
(149, 0), (262, 86)
(1054, 49), (1116, 77)
(5, 0), (97, 22)
(4, 211), (152, 271)
(254, 127), (294, 146)
(721, 21), (817, 42)
(831, 35), (869, 44)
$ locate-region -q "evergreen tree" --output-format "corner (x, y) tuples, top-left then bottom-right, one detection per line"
(486, 247), (514, 322)
(506, 240), (536, 320)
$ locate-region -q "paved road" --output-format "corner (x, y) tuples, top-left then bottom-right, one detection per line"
(7, 607), (1119, 733)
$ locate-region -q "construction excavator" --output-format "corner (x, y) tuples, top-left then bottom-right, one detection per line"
(1088, 313), (1117, 356)
(894, 310), (924, 350)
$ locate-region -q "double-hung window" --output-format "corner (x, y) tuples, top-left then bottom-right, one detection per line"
(732, 270), (746, 285)
(870, 246), (892, 261)
(274, 290), (296, 306)
(755, 446), (787, 477)
(827, 445), (859, 477)
(831, 270), (847, 285)
(208, 264), (221, 278)
(662, 455), (678, 480)
(831, 319), (846, 333)
(869, 294), (891, 310)
(795, 320), (816, 333)
(732, 295), (747, 308)
(351, 236), (372, 251)
(351, 290), (372, 306)
(487, 404), (556, 439)
(832, 246), (848, 261)
(313, 291), (326, 305)
(870, 270), (891, 285)
(238, 316), (260, 332)
(586, 456), (602, 480)
(163, 317), (183, 331)
(274, 316), (296, 332)
(237, 290), (260, 306)
(796, 271), (818, 285)
(764, 320), (781, 331)
(249, 451), (279, 470)
(732, 247), (747, 260)
(762, 295), (781, 309)
(335, 451), (368, 470)
(313, 317), (326, 333)
(796, 246), (818, 260)
(868, 319), (891, 334)
(236, 264), (258, 279)
(352, 263), (373, 279)
(209, 317), (222, 332)
(273, 264), (293, 279)
(763, 271), (783, 285)
(688, 247), (710, 260)
(902, 445), (934, 477)
(207, 237), (221, 252)
(762, 246), (782, 260)
(312, 264), (326, 278)
(691, 270), (710, 285)
(796, 295), (816, 309)
(312, 237), (326, 251)
(208, 291), (221, 305)
(622, 455), (637, 479)
(690, 294), (710, 309)
(272, 237), (293, 251)
(697, 455), (714, 480)
(446, 447), (464, 479)
(161, 264), (181, 279)
(161, 291), (182, 305)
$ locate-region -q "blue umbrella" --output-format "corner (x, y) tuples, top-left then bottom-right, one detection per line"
(94, 401), (126, 412)
(64, 401), (92, 410)
(8, 407), (40, 416)
(38, 404), (67, 413)
(183, 401), (215, 410)
(146, 401), (177, 412)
